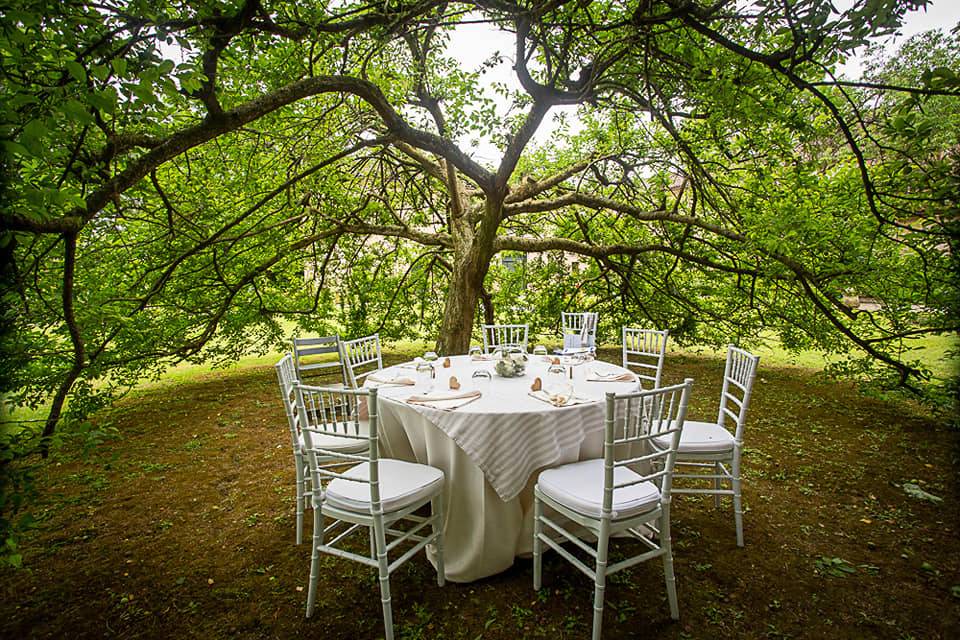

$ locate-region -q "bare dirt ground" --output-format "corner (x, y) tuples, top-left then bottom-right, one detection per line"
(2, 349), (958, 639)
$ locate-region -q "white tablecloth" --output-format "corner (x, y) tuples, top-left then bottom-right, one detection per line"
(367, 355), (638, 582)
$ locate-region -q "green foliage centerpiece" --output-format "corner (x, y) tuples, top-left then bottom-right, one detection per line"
(494, 351), (527, 378)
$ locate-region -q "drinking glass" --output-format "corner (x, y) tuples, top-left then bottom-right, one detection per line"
(544, 363), (574, 406)
(416, 361), (435, 391)
(424, 350), (438, 363)
(532, 344), (548, 356)
(471, 369), (492, 393)
(468, 345), (482, 358)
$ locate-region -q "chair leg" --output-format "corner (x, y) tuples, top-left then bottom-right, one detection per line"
(532, 494), (543, 591)
(373, 518), (395, 640)
(661, 507), (679, 620)
(305, 507), (323, 618)
(713, 461), (722, 509)
(432, 493), (446, 587)
(592, 524), (610, 640)
(294, 454), (305, 545)
(732, 462), (744, 547)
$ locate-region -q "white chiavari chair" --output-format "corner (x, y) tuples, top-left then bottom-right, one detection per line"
(293, 335), (347, 384)
(622, 327), (669, 390)
(659, 345), (759, 547)
(275, 353), (367, 545)
(561, 312), (598, 351)
(340, 334), (384, 389)
(481, 324), (529, 354)
(533, 379), (693, 640)
(295, 383), (446, 640)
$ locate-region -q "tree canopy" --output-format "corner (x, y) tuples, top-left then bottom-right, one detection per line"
(1, 0), (958, 449)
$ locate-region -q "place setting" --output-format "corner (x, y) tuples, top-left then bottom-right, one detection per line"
(404, 388), (483, 411)
(365, 372), (417, 387)
(584, 367), (637, 382)
(403, 372), (484, 411)
(527, 364), (593, 407)
(396, 352), (486, 411)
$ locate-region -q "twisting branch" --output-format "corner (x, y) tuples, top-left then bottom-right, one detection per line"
(2, 76), (494, 235)
(39, 233), (84, 455)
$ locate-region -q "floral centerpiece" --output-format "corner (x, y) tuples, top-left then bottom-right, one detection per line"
(494, 350), (527, 378)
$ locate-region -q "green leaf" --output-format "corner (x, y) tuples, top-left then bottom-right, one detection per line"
(90, 64), (109, 81)
(1, 140), (30, 157)
(62, 98), (94, 126)
(815, 556), (857, 577)
(88, 87), (117, 114)
(19, 119), (47, 154)
(111, 58), (127, 77)
(65, 60), (86, 82)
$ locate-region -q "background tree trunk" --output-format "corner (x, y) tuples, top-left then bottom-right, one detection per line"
(437, 257), (483, 354)
(437, 197), (502, 354)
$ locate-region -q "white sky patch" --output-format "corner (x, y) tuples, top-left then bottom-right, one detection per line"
(835, 0), (960, 78)
(446, 19), (583, 166)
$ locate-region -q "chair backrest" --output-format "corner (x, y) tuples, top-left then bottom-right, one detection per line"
(340, 334), (384, 388)
(602, 378), (693, 516)
(716, 345), (760, 442)
(274, 353), (300, 451)
(293, 383), (380, 510)
(561, 312), (598, 350)
(293, 335), (345, 383)
(481, 324), (529, 354)
(622, 327), (669, 390)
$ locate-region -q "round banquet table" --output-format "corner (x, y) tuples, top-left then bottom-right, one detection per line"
(366, 354), (639, 582)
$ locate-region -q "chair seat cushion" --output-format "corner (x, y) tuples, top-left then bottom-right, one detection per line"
(298, 420), (369, 455)
(325, 459), (444, 513)
(537, 459), (660, 520)
(653, 420), (735, 454)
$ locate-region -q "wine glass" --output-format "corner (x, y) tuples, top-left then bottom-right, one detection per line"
(424, 350), (438, 363)
(544, 363), (572, 406)
(416, 361), (435, 392)
(471, 369), (492, 393)
(468, 345), (482, 358)
(532, 344), (548, 356)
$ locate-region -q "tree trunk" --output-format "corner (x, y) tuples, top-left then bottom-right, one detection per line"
(40, 233), (85, 457)
(479, 286), (495, 325)
(437, 247), (489, 354)
(437, 197), (502, 354)
(39, 366), (81, 458)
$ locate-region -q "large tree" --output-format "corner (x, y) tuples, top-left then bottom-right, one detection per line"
(1, 0), (957, 448)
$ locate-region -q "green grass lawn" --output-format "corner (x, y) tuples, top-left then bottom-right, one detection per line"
(142, 332), (958, 391)
(6, 331), (956, 435)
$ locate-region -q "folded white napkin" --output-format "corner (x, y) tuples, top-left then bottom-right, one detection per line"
(367, 373), (416, 386)
(406, 389), (482, 410)
(585, 371), (636, 382)
(558, 347), (592, 355)
(470, 354), (494, 361)
(528, 390), (592, 407)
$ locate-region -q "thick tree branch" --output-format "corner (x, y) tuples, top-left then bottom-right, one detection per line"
(494, 234), (761, 275)
(39, 233), (84, 454)
(1, 76), (494, 235)
(505, 156), (600, 204)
